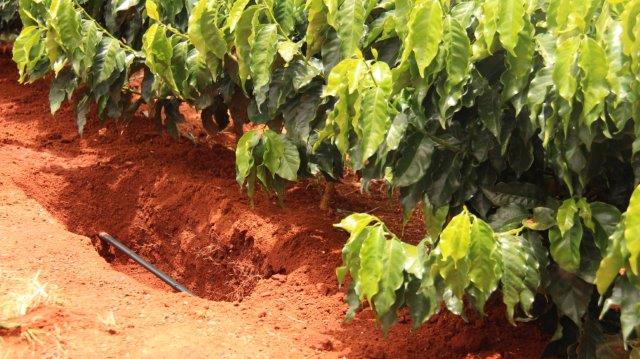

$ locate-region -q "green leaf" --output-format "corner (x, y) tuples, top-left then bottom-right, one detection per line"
(619, 275), (640, 344)
(277, 40), (299, 63)
(235, 6), (260, 92)
(468, 218), (500, 311)
(336, 0), (365, 58)
(400, 0), (443, 78)
(595, 220), (628, 295)
(497, 0), (525, 56)
(50, 0), (81, 53)
(439, 210), (471, 262)
(93, 37), (126, 85)
(549, 223), (583, 274)
(188, 0), (227, 63)
(274, 0), (295, 35)
(356, 63), (392, 167)
(143, 24), (176, 91)
(12, 26), (46, 82)
(481, 182), (543, 209)
(49, 68), (77, 114)
(546, 267), (592, 326)
(498, 233), (540, 324)
(226, 0), (251, 31)
(357, 225), (386, 301)
(553, 36), (581, 104)
(235, 130), (261, 185)
(262, 130), (285, 175)
(250, 23), (278, 107)
(276, 137), (300, 181)
(578, 38), (609, 127)
(394, 135), (435, 187)
(372, 239), (406, 317)
(75, 94), (90, 135)
(590, 202), (622, 254)
(625, 185), (640, 275)
(523, 207), (557, 231)
(423, 196), (448, 239)
(305, 0), (327, 58)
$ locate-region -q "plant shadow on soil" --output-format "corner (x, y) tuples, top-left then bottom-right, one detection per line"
(0, 53), (552, 357)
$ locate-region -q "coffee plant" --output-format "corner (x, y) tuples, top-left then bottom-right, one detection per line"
(11, 0), (640, 355)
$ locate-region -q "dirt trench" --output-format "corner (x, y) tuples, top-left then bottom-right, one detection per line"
(0, 53), (552, 358)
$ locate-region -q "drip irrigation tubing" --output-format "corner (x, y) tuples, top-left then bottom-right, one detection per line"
(97, 232), (193, 295)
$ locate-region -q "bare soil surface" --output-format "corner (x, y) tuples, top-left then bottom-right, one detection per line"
(0, 53), (551, 358)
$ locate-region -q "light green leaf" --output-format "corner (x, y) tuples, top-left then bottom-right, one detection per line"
(335, 213), (378, 239)
(578, 38), (609, 127)
(355, 62), (392, 168)
(12, 26), (46, 82)
(336, 0), (365, 58)
(226, 0), (251, 31)
(373, 239), (407, 317)
(501, 20), (534, 103)
(305, 0), (327, 58)
(468, 218), (500, 307)
(235, 6), (260, 92)
(438, 17), (471, 121)
(400, 0), (443, 78)
(557, 198), (578, 236)
(595, 220), (628, 294)
(357, 225), (386, 301)
(142, 24), (176, 91)
(439, 210), (471, 262)
(497, 0), (526, 56)
(50, 0), (81, 53)
(188, 0), (227, 62)
(553, 36), (581, 103)
(625, 185), (640, 274)
(277, 40), (300, 63)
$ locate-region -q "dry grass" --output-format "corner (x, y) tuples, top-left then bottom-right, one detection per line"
(97, 310), (120, 334)
(0, 271), (67, 357)
(0, 272), (56, 322)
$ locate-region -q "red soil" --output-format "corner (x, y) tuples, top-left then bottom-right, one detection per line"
(0, 53), (551, 357)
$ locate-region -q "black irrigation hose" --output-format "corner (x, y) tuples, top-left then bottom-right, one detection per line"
(98, 232), (193, 295)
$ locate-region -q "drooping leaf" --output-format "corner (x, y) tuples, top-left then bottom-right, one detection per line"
(236, 130), (261, 185)
(625, 185), (640, 275)
(250, 23), (278, 107)
(498, 233), (540, 324)
(336, 0), (365, 58)
(496, 0), (526, 56)
(467, 218), (500, 311)
(400, 0), (443, 78)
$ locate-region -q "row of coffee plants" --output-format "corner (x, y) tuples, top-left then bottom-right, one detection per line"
(12, 0), (640, 355)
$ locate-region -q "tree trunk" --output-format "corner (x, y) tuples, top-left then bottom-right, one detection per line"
(320, 181), (335, 211)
